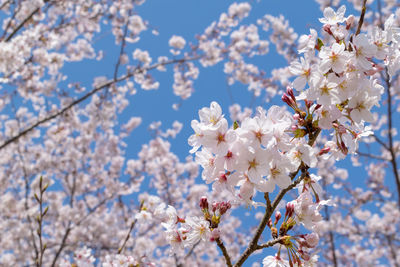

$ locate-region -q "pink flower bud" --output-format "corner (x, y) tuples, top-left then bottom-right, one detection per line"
(293, 113), (300, 120)
(323, 24), (332, 35)
(285, 202), (295, 218)
(318, 147), (330, 156)
(212, 202), (219, 212)
(274, 211), (281, 225)
(286, 86), (296, 102)
(346, 15), (355, 30)
(199, 196), (209, 210)
(219, 202), (231, 215)
(282, 93), (293, 107)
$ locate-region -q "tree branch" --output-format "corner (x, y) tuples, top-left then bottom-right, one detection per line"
(355, 0), (368, 35)
(216, 238), (232, 267)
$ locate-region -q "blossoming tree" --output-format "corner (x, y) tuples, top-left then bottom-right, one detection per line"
(0, 0), (399, 266)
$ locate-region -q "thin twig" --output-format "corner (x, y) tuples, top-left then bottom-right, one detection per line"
(355, 0), (368, 35)
(257, 236), (286, 249)
(356, 151), (387, 161)
(117, 201), (144, 254)
(216, 238), (232, 267)
(34, 176), (48, 267)
(376, 0), (400, 208)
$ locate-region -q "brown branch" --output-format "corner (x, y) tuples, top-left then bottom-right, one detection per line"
(34, 176), (48, 267)
(117, 202), (143, 254)
(216, 238), (232, 267)
(386, 235), (400, 267)
(376, 0), (400, 208)
(356, 150), (388, 161)
(372, 134), (390, 151)
(355, 0), (368, 35)
(0, 55), (200, 151)
(384, 70), (400, 207)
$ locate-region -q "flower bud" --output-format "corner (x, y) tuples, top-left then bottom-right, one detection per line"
(212, 202), (219, 212)
(219, 202), (231, 215)
(286, 86), (296, 102)
(323, 24), (332, 35)
(271, 227), (278, 239)
(318, 146), (330, 156)
(346, 15), (355, 30)
(285, 202), (295, 218)
(268, 218), (272, 228)
(199, 196), (209, 210)
(282, 93), (294, 107)
(274, 211), (281, 225)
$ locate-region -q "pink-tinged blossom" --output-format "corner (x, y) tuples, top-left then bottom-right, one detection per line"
(289, 56), (319, 91)
(162, 225), (185, 252)
(319, 43), (350, 74)
(262, 255), (290, 267)
(240, 114), (272, 147)
(297, 174), (324, 196)
(195, 148), (220, 184)
(74, 247), (95, 267)
(238, 177), (256, 205)
(307, 76), (339, 106)
(293, 192), (332, 230)
(198, 101), (224, 127)
(288, 141), (318, 168)
(351, 34), (377, 70)
(319, 5), (347, 25)
(315, 104), (342, 129)
(184, 216), (211, 246)
(214, 140), (244, 171)
(102, 255), (138, 267)
(298, 29), (318, 54)
(266, 153), (296, 189)
(202, 119), (237, 154)
(348, 92), (375, 123)
(169, 35), (186, 49)
(237, 146), (270, 183)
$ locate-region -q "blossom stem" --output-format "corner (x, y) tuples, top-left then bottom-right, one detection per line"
(257, 236), (286, 249)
